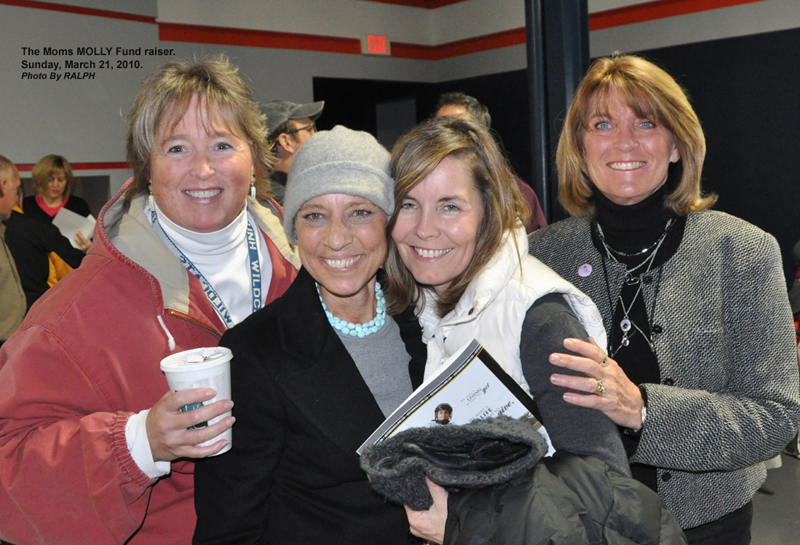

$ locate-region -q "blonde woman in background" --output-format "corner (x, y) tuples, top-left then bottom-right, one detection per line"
(23, 154), (92, 250)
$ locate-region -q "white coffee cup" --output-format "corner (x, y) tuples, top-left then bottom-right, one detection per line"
(160, 346), (233, 455)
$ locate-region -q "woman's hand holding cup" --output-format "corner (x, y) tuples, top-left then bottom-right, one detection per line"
(154, 346), (236, 461)
(146, 388), (234, 462)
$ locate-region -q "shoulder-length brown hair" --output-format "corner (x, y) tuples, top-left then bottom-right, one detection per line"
(385, 116), (530, 318)
(124, 55), (274, 205)
(32, 155), (75, 197)
(558, 52), (716, 218)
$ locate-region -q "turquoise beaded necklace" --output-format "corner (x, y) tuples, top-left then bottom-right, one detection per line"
(317, 281), (386, 338)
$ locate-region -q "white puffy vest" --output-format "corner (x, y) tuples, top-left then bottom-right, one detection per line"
(418, 227), (607, 396)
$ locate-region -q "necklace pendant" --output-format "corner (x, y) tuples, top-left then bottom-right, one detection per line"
(622, 337), (630, 347)
(625, 274), (640, 286)
(620, 318), (632, 333)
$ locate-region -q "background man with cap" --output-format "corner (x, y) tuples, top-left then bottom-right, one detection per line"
(435, 92), (547, 233)
(0, 155), (27, 345)
(263, 99), (324, 205)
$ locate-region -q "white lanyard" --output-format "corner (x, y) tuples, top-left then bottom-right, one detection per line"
(151, 210), (262, 328)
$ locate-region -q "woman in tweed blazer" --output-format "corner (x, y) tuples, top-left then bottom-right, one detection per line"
(528, 54), (800, 545)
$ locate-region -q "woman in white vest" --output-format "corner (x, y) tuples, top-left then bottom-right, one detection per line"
(384, 116), (629, 543)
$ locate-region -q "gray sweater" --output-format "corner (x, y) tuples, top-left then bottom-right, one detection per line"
(529, 210), (800, 529)
(521, 293), (630, 477)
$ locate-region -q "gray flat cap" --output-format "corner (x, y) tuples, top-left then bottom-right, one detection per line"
(264, 100), (324, 137)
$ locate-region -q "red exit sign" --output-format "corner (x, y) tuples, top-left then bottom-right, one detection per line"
(360, 35), (391, 56)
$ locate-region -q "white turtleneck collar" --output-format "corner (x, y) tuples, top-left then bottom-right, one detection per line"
(147, 198), (272, 326)
(151, 200), (248, 263)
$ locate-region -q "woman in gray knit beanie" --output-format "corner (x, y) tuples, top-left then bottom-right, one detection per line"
(193, 125), (429, 545)
(282, 125), (395, 243)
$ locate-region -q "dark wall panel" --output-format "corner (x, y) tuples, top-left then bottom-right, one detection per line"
(435, 70), (533, 188)
(312, 78), (436, 137)
(630, 26), (800, 286)
(313, 71), (533, 188)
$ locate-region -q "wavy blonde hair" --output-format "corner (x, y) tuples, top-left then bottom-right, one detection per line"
(558, 53), (716, 217)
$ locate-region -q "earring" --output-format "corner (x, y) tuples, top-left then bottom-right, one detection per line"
(148, 190), (156, 211)
(249, 184), (256, 204)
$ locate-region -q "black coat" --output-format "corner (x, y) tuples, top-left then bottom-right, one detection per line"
(361, 417), (685, 545)
(193, 267), (426, 544)
(22, 194), (91, 223)
(3, 210), (84, 309)
(445, 453), (686, 545)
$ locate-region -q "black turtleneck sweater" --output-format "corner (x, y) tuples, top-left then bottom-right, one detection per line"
(590, 183), (686, 492)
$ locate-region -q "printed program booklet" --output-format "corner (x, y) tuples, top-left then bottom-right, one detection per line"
(357, 338), (553, 455)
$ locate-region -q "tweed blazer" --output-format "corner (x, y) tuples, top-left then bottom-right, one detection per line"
(528, 210), (800, 529)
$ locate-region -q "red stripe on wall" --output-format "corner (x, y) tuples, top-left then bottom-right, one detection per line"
(159, 22), (361, 55)
(433, 27), (527, 59)
(390, 42), (437, 60)
(3, 0), (771, 59)
(16, 162), (129, 172)
(589, 0), (768, 31)
(159, 0), (766, 59)
(393, 28), (527, 60)
(0, 0), (155, 23)
(357, 0), (468, 8)
(159, 22), (525, 61)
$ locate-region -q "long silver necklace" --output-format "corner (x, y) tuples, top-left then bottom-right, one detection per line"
(596, 219), (673, 357)
(597, 219), (673, 285)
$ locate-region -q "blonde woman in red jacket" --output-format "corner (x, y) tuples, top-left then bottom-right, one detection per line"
(0, 56), (299, 545)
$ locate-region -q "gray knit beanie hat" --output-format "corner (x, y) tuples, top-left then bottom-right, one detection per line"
(283, 125), (394, 244)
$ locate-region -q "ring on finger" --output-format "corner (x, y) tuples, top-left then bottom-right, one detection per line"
(599, 353), (608, 366)
(595, 379), (606, 396)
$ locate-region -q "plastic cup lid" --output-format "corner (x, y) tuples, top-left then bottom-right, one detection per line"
(160, 346), (232, 372)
